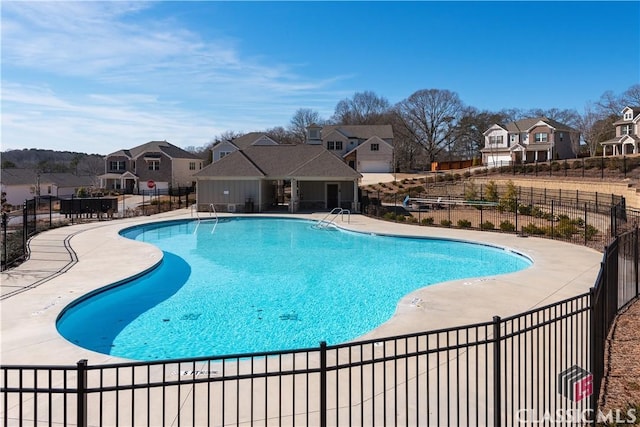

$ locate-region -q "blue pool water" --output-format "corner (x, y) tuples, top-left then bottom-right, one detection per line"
(57, 218), (531, 360)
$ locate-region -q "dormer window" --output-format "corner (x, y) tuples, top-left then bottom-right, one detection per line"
(327, 141), (343, 150)
(370, 143), (379, 151)
(309, 128), (320, 139)
(624, 111), (633, 120)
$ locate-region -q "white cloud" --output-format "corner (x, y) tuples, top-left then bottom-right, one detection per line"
(1, 1), (351, 153)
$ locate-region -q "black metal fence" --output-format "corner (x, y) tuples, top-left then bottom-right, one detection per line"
(363, 183), (639, 250)
(1, 188), (195, 271)
(2, 223), (639, 425)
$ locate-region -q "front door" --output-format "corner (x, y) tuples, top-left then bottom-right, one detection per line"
(326, 184), (339, 209)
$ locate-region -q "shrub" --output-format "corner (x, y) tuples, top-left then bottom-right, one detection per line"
(480, 221), (495, 230)
(440, 219), (452, 227)
(383, 212), (396, 220)
(396, 214), (406, 222)
(464, 182), (478, 201)
(551, 161), (561, 171)
(584, 225), (599, 241)
(422, 217), (434, 225)
(522, 223), (545, 235)
(554, 219), (579, 238)
(498, 180), (518, 212)
(500, 220), (515, 232)
(407, 216), (418, 224)
(518, 204), (532, 216)
(485, 180), (499, 202)
(463, 171), (471, 178)
(457, 219), (472, 228)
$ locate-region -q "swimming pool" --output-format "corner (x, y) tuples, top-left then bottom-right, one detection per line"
(57, 218), (531, 360)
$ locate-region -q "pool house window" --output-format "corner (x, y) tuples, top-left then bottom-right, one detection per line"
(370, 143), (379, 151)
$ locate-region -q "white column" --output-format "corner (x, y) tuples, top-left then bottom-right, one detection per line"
(353, 180), (359, 212)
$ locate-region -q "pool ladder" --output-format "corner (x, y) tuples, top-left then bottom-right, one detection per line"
(314, 207), (350, 229)
(192, 204), (219, 234)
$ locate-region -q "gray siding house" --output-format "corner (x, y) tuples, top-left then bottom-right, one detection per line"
(601, 106), (640, 156)
(305, 124), (394, 173)
(99, 141), (203, 193)
(211, 133), (279, 163)
(195, 144), (361, 213)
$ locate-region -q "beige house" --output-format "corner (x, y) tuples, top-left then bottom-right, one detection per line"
(481, 117), (579, 166)
(305, 124), (394, 172)
(195, 144), (361, 213)
(601, 106), (640, 156)
(99, 141), (203, 193)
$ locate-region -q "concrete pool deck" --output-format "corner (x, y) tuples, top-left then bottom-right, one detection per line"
(0, 210), (603, 367)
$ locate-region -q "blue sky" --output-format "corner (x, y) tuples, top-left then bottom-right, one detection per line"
(2, 1), (639, 155)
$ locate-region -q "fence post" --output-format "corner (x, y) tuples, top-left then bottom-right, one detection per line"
(319, 341), (327, 427)
(584, 203), (588, 246)
(77, 359), (88, 427)
(2, 212), (6, 270)
(493, 316), (502, 427)
(551, 200), (555, 239)
(635, 227), (639, 298)
(589, 287), (598, 419)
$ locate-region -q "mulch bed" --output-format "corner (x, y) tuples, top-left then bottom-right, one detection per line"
(599, 297), (640, 413)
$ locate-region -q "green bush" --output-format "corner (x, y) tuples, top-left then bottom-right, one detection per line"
(480, 221), (495, 230)
(500, 220), (516, 232)
(407, 216), (418, 224)
(485, 180), (499, 202)
(584, 225), (599, 241)
(396, 214), (406, 222)
(554, 219), (579, 238)
(440, 219), (452, 227)
(457, 219), (472, 228)
(422, 217), (434, 225)
(383, 212), (396, 220)
(522, 223), (545, 235)
(518, 204), (532, 216)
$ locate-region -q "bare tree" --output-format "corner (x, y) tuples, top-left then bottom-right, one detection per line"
(332, 91), (392, 125)
(622, 84), (640, 107)
(288, 108), (323, 144)
(263, 126), (298, 145)
(576, 103), (616, 156)
(452, 108), (508, 160)
(394, 89), (464, 163)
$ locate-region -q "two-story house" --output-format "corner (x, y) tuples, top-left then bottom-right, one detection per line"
(99, 140), (203, 193)
(601, 106), (640, 156)
(211, 133), (279, 163)
(305, 124), (394, 173)
(481, 117), (579, 166)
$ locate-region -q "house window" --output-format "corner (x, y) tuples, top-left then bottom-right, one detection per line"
(510, 134), (517, 143)
(309, 129), (320, 139)
(148, 160), (160, 171)
(189, 162), (196, 170)
(535, 133), (548, 143)
(327, 141), (343, 150)
(371, 143), (379, 151)
(109, 160), (125, 171)
(220, 151), (231, 159)
(489, 135), (503, 145)
(624, 112), (633, 120)
(621, 124), (633, 135)
(558, 132), (564, 142)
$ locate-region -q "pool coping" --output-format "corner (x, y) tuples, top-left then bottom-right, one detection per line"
(0, 211), (603, 366)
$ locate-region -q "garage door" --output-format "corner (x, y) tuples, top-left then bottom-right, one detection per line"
(360, 160), (391, 173)
(485, 155), (511, 167)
